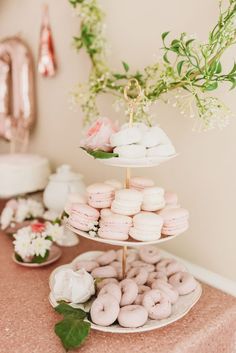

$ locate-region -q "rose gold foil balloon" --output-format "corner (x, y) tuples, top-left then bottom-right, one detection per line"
(0, 37), (35, 150)
(38, 4), (57, 77)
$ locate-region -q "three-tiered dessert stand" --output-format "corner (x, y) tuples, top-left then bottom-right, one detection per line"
(49, 79), (202, 333)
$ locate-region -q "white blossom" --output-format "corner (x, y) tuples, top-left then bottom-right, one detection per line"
(0, 207), (14, 230)
(31, 237), (52, 258)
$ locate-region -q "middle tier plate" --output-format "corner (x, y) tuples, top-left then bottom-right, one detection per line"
(67, 223), (185, 247)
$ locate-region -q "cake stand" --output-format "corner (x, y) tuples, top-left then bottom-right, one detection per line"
(50, 78), (202, 333)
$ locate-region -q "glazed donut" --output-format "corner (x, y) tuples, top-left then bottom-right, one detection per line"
(98, 283), (122, 303)
(118, 305), (148, 328)
(91, 265), (117, 279)
(147, 271), (168, 286)
(116, 249), (138, 263)
(131, 261), (155, 273)
(142, 289), (171, 320)
(134, 285), (150, 305)
(151, 280), (179, 304)
(96, 250), (117, 266)
(74, 260), (98, 272)
(96, 278), (118, 291)
(119, 279), (138, 306)
(127, 267), (149, 285)
(90, 293), (120, 326)
(169, 271), (197, 295)
(156, 259), (186, 277)
(139, 246), (162, 264)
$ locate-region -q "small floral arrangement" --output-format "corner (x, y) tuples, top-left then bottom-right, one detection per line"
(13, 221), (65, 263)
(0, 198), (45, 230)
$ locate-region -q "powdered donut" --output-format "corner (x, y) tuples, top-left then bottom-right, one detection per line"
(118, 305), (148, 328)
(151, 280), (179, 304)
(127, 267), (149, 285)
(90, 293), (120, 326)
(91, 265), (117, 278)
(119, 279), (138, 306)
(98, 283), (122, 303)
(96, 278), (118, 291)
(116, 249), (138, 263)
(131, 261), (155, 273)
(142, 289), (171, 320)
(169, 271), (197, 295)
(110, 261), (131, 280)
(156, 258), (186, 277)
(147, 271), (168, 286)
(96, 250), (117, 266)
(139, 246), (162, 264)
(134, 285), (151, 305)
(74, 260), (98, 272)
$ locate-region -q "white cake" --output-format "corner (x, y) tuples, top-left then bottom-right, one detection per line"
(0, 154), (51, 198)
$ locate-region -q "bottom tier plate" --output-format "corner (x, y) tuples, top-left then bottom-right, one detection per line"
(48, 250), (202, 334)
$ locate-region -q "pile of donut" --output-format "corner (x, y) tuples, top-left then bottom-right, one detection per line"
(110, 123), (176, 159)
(74, 246), (198, 328)
(67, 176), (189, 241)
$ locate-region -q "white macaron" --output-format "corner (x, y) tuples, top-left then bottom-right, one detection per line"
(110, 127), (142, 147)
(114, 144), (146, 159)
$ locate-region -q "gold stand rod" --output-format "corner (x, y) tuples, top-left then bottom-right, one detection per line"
(122, 246), (127, 279)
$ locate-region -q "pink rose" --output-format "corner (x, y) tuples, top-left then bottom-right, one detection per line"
(31, 222), (45, 233)
(80, 117), (118, 152)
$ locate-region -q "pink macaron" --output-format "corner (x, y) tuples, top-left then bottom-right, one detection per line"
(158, 208), (189, 236)
(130, 177), (155, 191)
(69, 203), (100, 232)
(87, 183), (115, 209)
(98, 214), (132, 240)
(164, 191), (179, 209)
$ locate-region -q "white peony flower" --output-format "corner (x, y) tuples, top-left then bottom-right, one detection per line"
(52, 268), (95, 303)
(13, 227), (35, 260)
(31, 237), (52, 258)
(15, 199), (29, 223)
(45, 222), (64, 242)
(27, 199), (44, 218)
(0, 206), (14, 230)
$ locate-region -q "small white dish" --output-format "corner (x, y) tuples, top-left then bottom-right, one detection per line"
(12, 245), (62, 267)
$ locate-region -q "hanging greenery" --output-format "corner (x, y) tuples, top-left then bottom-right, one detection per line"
(69, 0), (236, 129)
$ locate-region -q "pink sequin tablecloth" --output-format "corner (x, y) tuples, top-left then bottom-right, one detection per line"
(0, 231), (236, 353)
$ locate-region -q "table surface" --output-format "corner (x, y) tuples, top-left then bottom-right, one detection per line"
(1, 231), (236, 353)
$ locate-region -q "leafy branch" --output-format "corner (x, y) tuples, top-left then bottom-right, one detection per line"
(70, 0), (236, 129)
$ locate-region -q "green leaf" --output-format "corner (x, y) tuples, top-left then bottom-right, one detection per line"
(177, 60), (185, 76)
(122, 61), (129, 72)
(229, 77), (236, 90)
(69, 0), (84, 8)
(163, 52), (170, 64)
(203, 81), (218, 91)
(55, 316), (90, 350)
(82, 148), (119, 159)
(215, 61), (222, 74)
(229, 62), (236, 75)
(161, 31), (170, 43)
(55, 304), (87, 319)
(185, 39), (195, 47)
(32, 250), (49, 264)
(113, 73), (127, 79)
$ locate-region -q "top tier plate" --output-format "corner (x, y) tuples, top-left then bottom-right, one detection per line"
(93, 154), (178, 168)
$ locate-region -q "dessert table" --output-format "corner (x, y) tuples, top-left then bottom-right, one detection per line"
(1, 229), (236, 353)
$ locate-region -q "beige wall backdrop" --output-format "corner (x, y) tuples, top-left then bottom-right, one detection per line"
(0, 0), (235, 281)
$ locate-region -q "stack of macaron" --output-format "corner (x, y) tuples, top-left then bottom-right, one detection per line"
(110, 123), (176, 159)
(158, 208), (189, 236)
(111, 189), (143, 216)
(69, 203), (100, 233)
(67, 178), (189, 242)
(87, 183), (115, 209)
(129, 212), (163, 241)
(98, 214), (132, 240)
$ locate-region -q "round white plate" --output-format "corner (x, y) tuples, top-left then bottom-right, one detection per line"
(13, 245), (62, 267)
(49, 250), (202, 333)
(95, 154), (177, 168)
(66, 223), (184, 247)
